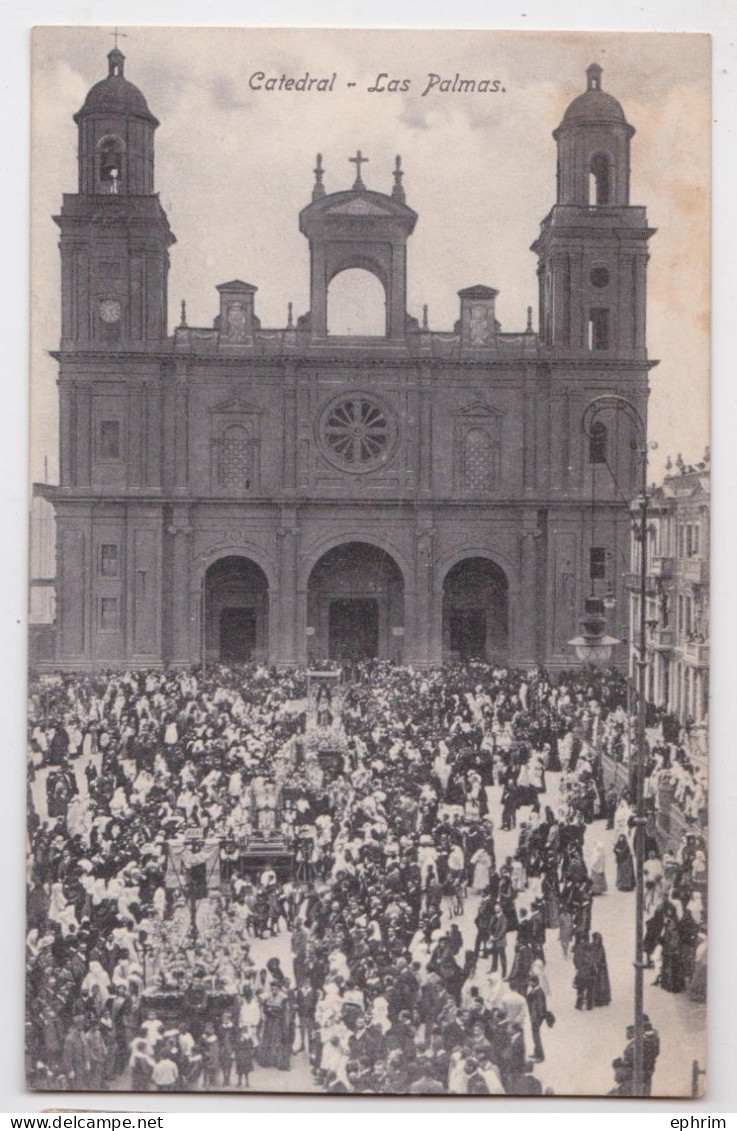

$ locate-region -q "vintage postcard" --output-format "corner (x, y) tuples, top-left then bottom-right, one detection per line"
(27, 27), (709, 1097)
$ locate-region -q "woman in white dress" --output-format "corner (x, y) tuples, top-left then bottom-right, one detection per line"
(470, 846), (492, 893)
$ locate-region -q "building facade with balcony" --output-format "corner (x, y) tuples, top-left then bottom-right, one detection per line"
(38, 49), (655, 671)
(628, 454), (710, 734)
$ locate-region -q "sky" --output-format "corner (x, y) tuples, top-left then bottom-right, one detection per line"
(30, 26), (710, 483)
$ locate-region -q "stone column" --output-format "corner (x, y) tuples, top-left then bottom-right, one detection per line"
(167, 504), (193, 664)
(517, 515), (541, 664)
(311, 244), (327, 337)
(282, 363), (297, 492)
(418, 364), (433, 495)
(389, 243), (406, 340)
(523, 366), (537, 492)
(414, 525), (435, 666)
(277, 521), (299, 667)
(173, 366), (189, 495)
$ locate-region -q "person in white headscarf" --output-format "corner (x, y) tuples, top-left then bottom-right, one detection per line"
(589, 840), (608, 895)
(48, 881), (78, 937)
(82, 959), (111, 1003)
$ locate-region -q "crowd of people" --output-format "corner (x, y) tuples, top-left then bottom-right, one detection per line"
(26, 660), (707, 1095)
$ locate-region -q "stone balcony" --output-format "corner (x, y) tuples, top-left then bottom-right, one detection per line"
(682, 558), (709, 586)
(682, 638), (709, 666)
(650, 627), (675, 651)
(651, 555), (675, 579)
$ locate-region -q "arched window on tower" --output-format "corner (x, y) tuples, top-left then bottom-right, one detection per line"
(463, 428), (495, 492)
(589, 153), (611, 206)
(98, 137), (125, 194)
(589, 420), (608, 465)
(218, 425), (252, 491)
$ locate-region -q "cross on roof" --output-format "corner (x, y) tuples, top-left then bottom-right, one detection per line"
(349, 150), (369, 188)
(111, 27), (128, 49)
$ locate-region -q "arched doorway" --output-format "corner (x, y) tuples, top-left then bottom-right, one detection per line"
(204, 556), (269, 663)
(442, 557), (509, 661)
(306, 542), (404, 662)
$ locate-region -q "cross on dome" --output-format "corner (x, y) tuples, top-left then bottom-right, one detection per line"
(349, 150), (369, 190)
(107, 29), (127, 77)
(586, 63), (603, 91)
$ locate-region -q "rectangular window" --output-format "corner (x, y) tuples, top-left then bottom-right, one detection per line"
(136, 569), (147, 599)
(588, 308), (609, 351)
(686, 525), (693, 557)
(100, 420), (121, 460)
(589, 546), (606, 580)
(99, 544), (119, 577)
(678, 595), (684, 634)
(694, 525), (700, 555)
(685, 597), (693, 636)
(99, 596), (119, 632)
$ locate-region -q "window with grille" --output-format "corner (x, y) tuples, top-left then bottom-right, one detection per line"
(589, 546), (606, 580)
(218, 425), (252, 491)
(99, 544), (119, 577)
(463, 428), (495, 492)
(589, 421), (608, 464)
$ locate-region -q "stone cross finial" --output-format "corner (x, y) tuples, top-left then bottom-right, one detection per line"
(392, 155), (406, 202)
(111, 27), (127, 49)
(349, 150), (369, 189)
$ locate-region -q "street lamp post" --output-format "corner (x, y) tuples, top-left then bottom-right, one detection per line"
(578, 394), (653, 1098)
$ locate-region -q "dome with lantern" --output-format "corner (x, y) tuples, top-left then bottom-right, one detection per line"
(74, 47), (158, 125)
(561, 64), (630, 127)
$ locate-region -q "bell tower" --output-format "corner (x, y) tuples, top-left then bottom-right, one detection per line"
(532, 64), (654, 359)
(54, 45), (175, 349)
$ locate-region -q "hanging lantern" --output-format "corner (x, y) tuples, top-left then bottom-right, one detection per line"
(568, 596), (621, 663)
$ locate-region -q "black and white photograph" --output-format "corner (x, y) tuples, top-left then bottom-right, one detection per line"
(25, 26), (710, 1098)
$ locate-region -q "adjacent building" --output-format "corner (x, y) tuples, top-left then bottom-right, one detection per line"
(628, 453), (710, 733)
(37, 49), (655, 671)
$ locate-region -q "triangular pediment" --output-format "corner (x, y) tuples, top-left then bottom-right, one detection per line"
(210, 397), (261, 416)
(457, 399), (503, 418)
(326, 197), (395, 217)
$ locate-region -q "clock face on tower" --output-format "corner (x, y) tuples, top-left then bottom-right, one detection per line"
(99, 298), (122, 324)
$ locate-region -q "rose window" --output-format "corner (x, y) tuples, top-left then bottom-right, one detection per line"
(320, 395), (396, 472)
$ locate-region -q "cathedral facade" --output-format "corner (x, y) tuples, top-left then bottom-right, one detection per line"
(43, 49), (654, 671)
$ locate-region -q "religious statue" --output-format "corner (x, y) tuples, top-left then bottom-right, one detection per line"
(251, 777), (280, 835)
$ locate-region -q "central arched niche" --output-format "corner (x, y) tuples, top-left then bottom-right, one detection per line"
(327, 267), (387, 336)
(306, 541), (404, 662)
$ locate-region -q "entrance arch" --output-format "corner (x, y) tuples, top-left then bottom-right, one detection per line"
(441, 556), (509, 661)
(306, 542), (404, 662)
(204, 556), (269, 663)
